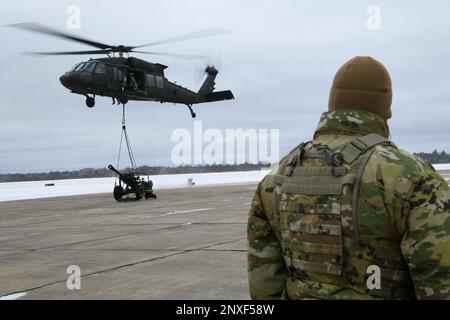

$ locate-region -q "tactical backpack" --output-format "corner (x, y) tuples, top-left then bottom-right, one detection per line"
(272, 133), (414, 299)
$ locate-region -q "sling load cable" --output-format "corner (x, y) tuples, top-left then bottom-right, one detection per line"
(115, 104), (138, 185)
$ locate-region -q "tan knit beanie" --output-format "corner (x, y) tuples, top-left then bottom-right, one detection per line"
(328, 56), (392, 120)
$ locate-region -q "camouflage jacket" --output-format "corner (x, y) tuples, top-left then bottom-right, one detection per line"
(248, 110), (450, 300)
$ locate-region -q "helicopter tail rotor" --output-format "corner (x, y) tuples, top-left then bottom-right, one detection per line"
(194, 50), (224, 86)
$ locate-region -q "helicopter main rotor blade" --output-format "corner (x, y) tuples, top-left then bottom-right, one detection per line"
(133, 27), (234, 49)
(8, 22), (113, 50)
(132, 51), (208, 60)
(25, 49), (112, 56)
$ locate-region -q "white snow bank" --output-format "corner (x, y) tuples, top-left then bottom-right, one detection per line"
(0, 170), (270, 202)
(432, 163), (450, 171)
(1, 163), (448, 203)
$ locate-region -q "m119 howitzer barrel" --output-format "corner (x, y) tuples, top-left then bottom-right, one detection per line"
(108, 164), (122, 177)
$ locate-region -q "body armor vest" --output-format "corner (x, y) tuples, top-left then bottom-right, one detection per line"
(272, 134), (415, 299)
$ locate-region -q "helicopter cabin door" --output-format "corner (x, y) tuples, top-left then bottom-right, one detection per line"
(111, 66), (125, 91)
(124, 70), (147, 95)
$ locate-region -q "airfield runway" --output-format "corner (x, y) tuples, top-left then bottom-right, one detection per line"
(1, 170), (449, 300)
(0, 184), (256, 300)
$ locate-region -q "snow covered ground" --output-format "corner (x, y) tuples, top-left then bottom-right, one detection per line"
(0, 170), (271, 202)
(0, 163), (449, 203)
(432, 163), (450, 171)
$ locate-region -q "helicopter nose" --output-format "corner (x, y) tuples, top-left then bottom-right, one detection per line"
(59, 73), (71, 89)
(59, 72), (79, 89)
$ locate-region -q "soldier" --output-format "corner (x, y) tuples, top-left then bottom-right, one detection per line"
(247, 56), (450, 300)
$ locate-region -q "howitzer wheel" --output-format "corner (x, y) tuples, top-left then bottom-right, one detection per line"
(134, 186), (145, 200)
(113, 185), (125, 201)
(145, 191), (157, 199)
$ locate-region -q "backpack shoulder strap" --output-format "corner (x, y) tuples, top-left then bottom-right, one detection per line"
(284, 141), (309, 176)
(340, 133), (393, 164)
(341, 134), (393, 248)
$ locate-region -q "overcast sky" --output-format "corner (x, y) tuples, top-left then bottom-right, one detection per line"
(1, 0), (449, 173)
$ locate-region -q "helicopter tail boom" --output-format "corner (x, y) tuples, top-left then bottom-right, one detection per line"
(197, 66), (219, 95)
(202, 90), (234, 102)
(196, 66), (234, 103)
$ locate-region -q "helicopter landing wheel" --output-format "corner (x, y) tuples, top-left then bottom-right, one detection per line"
(187, 104), (196, 118)
(86, 96), (95, 108)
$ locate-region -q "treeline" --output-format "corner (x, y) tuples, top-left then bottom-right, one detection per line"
(0, 163), (272, 183)
(414, 150), (450, 164)
(3, 150), (449, 183)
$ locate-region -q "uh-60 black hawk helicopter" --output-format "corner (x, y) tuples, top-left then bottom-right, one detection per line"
(9, 23), (234, 118)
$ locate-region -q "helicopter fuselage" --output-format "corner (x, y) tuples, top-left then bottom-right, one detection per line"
(60, 57), (206, 105)
(10, 23), (234, 117)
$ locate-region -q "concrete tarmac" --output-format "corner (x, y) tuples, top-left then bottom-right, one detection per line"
(1, 170), (448, 300)
(0, 183), (256, 300)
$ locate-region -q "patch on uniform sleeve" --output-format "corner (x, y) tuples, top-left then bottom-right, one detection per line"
(265, 187), (274, 193)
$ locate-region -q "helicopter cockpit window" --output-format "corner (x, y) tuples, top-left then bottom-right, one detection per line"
(94, 63), (106, 74)
(83, 62), (96, 72)
(72, 63), (85, 72)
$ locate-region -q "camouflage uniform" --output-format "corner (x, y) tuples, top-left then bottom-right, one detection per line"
(248, 109), (450, 300)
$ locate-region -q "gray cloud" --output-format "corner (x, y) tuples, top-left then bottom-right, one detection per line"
(1, 0), (449, 173)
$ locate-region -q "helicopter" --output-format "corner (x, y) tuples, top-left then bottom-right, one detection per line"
(8, 23), (234, 118)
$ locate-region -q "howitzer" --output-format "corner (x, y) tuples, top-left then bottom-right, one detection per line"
(108, 164), (157, 201)
(108, 164), (123, 176)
